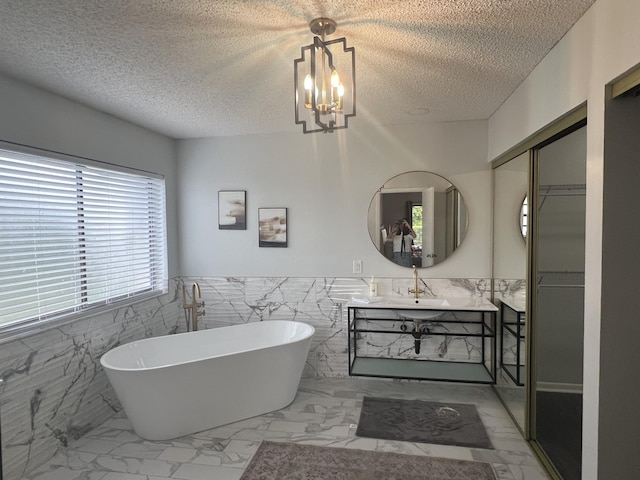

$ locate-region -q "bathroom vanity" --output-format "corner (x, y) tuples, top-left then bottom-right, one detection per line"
(499, 299), (526, 386)
(348, 298), (498, 384)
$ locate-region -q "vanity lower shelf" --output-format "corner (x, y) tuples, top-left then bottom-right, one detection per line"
(350, 357), (495, 383)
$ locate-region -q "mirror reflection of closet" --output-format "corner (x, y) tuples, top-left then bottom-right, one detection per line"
(531, 122), (586, 480)
(492, 152), (529, 432)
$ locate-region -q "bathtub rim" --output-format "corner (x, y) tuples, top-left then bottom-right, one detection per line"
(100, 319), (315, 372)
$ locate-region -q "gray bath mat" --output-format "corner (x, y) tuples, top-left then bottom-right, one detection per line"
(240, 441), (497, 480)
(356, 396), (493, 449)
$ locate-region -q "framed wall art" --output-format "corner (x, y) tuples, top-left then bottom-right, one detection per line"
(218, 190), (246, 230)
(258, 208), (287, 247)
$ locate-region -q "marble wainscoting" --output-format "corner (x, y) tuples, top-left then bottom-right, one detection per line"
(180, 276), (493, 378)
(493, 278), (526, 303)
(0, 280), (181, 480)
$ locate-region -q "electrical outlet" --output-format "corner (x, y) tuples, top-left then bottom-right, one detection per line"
(352, 260), (363, 274)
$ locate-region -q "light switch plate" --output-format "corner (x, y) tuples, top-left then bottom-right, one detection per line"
(352, 260), (363, 274)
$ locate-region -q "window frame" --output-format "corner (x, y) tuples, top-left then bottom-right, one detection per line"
(0, 141), (168, 342)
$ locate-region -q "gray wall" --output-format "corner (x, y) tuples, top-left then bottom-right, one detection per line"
(176, 121), (492, 279)
(0, 73), (180, 278)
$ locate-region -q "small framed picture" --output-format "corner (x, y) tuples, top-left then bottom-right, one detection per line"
(218, 190), (246, 230)
(258, 208), (287, 247)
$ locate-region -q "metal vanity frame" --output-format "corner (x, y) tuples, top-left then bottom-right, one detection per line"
(347, 300), (498, 384)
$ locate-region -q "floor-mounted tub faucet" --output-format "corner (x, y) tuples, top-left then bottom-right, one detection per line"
(408, 265), (425, 299)
(182, 282), (205, 331)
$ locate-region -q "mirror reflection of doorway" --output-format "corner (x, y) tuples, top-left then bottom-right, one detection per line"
(409, 202), (423, 250)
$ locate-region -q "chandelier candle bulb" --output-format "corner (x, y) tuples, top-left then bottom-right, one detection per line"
(331, 69), (340, 105)
(304, 74), (313, 108)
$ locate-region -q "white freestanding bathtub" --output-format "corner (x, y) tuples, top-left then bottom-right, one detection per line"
(100, 320), (315, 440)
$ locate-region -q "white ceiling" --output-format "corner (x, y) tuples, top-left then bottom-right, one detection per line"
(0, 0), (595, 139)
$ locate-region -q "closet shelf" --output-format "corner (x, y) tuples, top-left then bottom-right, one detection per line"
(538, 183), (586, 196)
(537, 270), (584, 288)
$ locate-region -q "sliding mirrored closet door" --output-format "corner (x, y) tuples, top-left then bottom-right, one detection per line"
(530, 122), (586, 480)
(492, 152), (529, 432)
(492, 108), (587, 480)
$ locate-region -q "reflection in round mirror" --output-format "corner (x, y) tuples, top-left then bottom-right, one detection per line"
(521, 196), (528, 239)
(367, 171), (468, 268)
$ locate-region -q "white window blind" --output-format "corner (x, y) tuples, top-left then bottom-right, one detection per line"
(0, 146), (168, 331)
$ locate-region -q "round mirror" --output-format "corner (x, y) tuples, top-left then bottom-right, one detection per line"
(367, 171), (468, 268)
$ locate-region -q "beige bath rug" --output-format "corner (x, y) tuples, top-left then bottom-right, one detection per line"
(240, 441), (497, 480)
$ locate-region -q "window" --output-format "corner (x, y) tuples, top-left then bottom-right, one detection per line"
(0, 145), (168, 333)
(410, 203), (423, 246)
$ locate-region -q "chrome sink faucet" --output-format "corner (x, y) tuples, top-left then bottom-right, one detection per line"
(182, 282), (205, 331)
(408, 265), (425, 299)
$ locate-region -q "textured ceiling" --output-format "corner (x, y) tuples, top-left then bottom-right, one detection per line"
(0, 0), (595, 139)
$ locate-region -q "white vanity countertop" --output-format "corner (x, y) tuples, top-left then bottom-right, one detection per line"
(348, 296), (498, 312)
(500, 297), (526, 313)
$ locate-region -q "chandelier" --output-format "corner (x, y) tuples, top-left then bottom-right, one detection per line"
(294, 17), (356, 133)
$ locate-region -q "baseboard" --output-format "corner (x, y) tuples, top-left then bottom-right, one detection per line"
(537, 382), (583, 394)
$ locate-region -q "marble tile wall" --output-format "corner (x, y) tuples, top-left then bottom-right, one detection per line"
(1, 275), (492, 480)
(501, 329), (525, 373)
(0, 280), (180, 480)
(180, 276), (494, 378)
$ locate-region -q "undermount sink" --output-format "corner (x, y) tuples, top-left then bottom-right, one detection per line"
(389, 298), (449, 319)
(389, 297), (450, 307)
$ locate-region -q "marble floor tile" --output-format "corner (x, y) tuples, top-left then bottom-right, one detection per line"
(22, 376), (550, 480)
(172, 463), (241, 480)
(157, 447), (197, 463)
